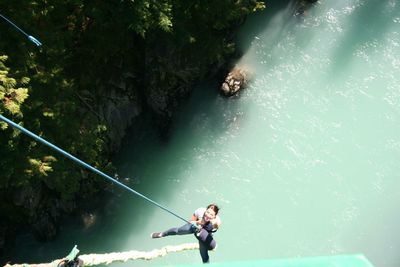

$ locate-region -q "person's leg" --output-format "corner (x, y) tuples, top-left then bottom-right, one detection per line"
(196, 229), (216, 250)
(198, 240), (210, 263)
(163, 223), (194, 236)
(202, 222), (213, 232)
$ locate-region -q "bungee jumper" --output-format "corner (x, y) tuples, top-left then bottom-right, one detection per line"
(151, 204), (222, 263)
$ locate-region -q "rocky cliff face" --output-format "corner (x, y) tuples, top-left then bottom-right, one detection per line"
(144, 41), (203, 139)
(97, 35), (235, 146)
(94, 72), (142, 153)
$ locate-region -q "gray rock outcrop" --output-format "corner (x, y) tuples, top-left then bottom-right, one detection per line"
(221, 67), (249, 96)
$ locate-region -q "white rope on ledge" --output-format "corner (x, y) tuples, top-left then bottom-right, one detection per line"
(80, 243), (199, 266)
(4, 243), (200, 267)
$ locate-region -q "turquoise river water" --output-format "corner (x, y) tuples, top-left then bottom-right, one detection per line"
(9, 0), (400, 267)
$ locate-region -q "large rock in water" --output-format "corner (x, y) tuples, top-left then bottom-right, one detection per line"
(220, 67), (249, 96)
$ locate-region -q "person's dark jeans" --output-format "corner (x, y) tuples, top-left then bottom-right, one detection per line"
(162, 223), (195, 236)
(196, 228), (216, 263)
(163, 223), (217, 264)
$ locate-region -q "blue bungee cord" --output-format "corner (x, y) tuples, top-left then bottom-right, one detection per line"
(0, 13), (42, 46)
(0, 114), (191, 225)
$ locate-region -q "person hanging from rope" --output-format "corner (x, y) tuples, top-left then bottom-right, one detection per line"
(151, 204), (221, 263)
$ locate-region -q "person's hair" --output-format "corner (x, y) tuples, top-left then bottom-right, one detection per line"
(207, 204), (220, 215)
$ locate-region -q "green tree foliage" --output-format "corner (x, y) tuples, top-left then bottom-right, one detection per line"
(0, 2), (112, 234)
(0, 55), (29, 118)
(0, 0), (264, 240)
